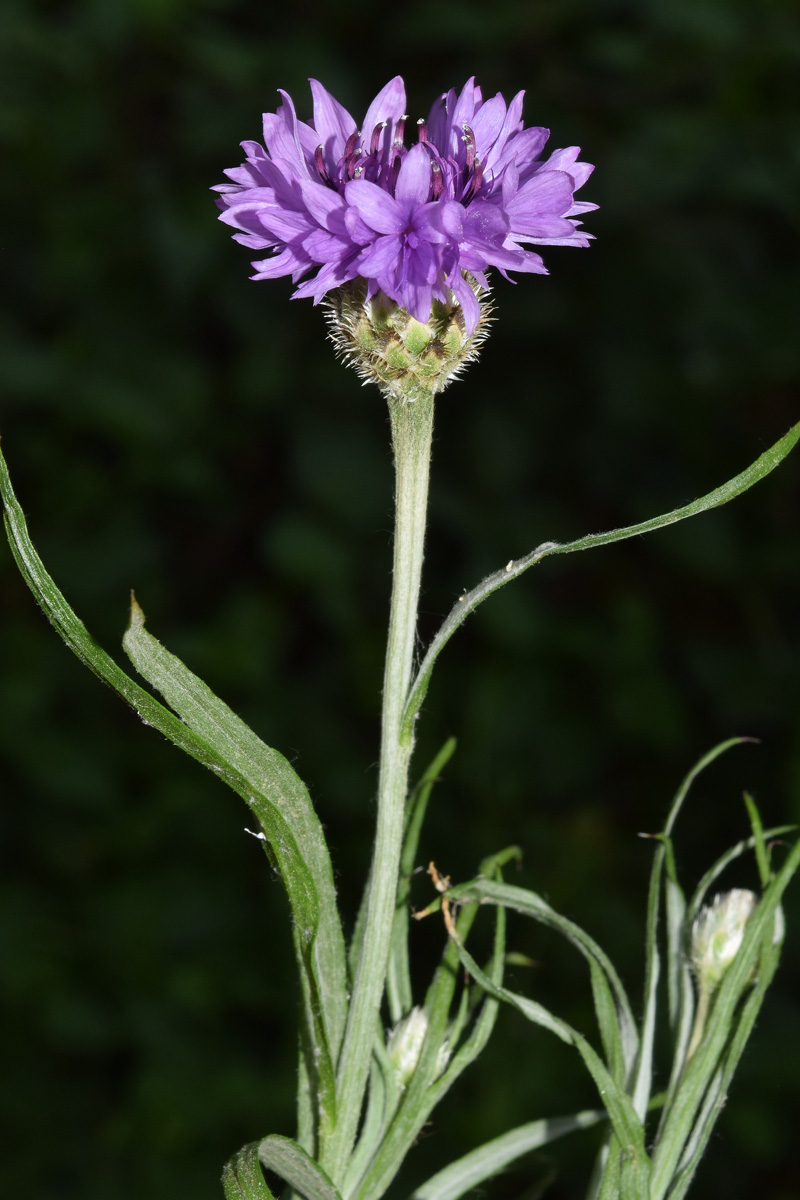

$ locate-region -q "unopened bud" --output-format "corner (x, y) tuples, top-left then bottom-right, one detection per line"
(324, 279), (493, 404)
(386, 1006), (450, 1086)
(691, 889), (757, 991)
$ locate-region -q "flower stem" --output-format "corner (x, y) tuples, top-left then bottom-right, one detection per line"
(322, 388), (435, 1181)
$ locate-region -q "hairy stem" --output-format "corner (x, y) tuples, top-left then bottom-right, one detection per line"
(321, 389), (435, 1181)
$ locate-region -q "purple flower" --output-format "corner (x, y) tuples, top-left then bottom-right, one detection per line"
(214, 77), (596, 335)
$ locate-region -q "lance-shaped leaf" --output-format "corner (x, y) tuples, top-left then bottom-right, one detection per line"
(354, 858), (508, 1200)
(387, 737), (458, 1023)
(448, 939), (651, 1200)
(402, 422), (800, 739)
(649, 833), (800, 1200)
(411, 1110), (605, 1200)
(258, 1136), (343, 1200)
(223, 1142), (277, 1200)
(0, 442), (347, 1144)
(445, 876), (639, 1083)
(123, 597), (347, 1136)
(632, 738), (749, 1124)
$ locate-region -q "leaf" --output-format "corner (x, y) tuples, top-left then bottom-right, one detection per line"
(445, 876), (638, 1080)
(354, 871), (507, 1200)
(684, 824), (795, 930)
(650, 834), (800, 1200)
(402, 423), (800, 738)
(743, 792), (770, 888)
(448, 938), (650, 1189)
(1, 444), (347, 1148)
(123, 597), (347, 1139)
(258, 1136), (343, 1200)
(387, 738), (458, 1023)
(632, 738), (751, 1122)
(222, 1143), (277, 1200)
(411, 1110), (605, 1200)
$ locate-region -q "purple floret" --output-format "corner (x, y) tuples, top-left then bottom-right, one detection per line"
(214, 77), (596, 334)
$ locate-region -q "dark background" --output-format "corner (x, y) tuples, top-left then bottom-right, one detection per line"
(1, 1), (798, 1197)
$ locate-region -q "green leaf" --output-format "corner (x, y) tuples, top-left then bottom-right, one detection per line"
(411, 1110), (605, 1200)
(650, 834), (800, 1200)
(447, 938), (650, 1193)
(123, 597), (347, 1141)
(445, 876), (638, 1080)
(258, 1136), (342, 1200)
(222, 1143), (277, 1200)
(355, 872), (507, 1200)
(743, 792), (770, 888)
(402, 424), (800, 738)
(633, 738), (751, 1123)
(387, 738), (458, 1023)
(1, 443), (347, 1150)
(685, 824), (795, 930)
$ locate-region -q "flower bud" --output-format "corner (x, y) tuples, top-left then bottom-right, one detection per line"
(690, 888), (757, 991)
(386, 1006), (450, 1086)
(324, 279), (493, 403)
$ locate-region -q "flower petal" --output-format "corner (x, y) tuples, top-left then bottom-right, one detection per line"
(345, 179), (403, 234)
(395, 144), (433, 205)
(471, 95), (507, 158)
(361, 76), (407, 153)
(310, 79), (357, 170)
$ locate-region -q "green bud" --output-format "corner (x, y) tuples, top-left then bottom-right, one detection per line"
(324, 278), (493, 403)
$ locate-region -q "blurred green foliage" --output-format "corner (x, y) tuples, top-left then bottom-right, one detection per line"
(1, 0), (798, 1197)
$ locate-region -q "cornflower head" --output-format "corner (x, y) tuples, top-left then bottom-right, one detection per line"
(215, 77), (596, 398)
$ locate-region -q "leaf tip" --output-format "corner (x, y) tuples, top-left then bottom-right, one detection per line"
(127, 590), (146, 636)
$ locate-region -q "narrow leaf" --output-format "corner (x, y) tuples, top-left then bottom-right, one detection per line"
(651, 835), (800, 1200)
(355, 872), (508, 1200)
(402, 424), (800, 737)
(387, 737), (458, 1022)
(1, 445), (347, 1148)
(449, 939), (649, 1179)
(446, 876), (638, 1076)
(743, 792), (770, 888)
(632, 738), (751, 1122)
(123, 598), (347, 1135)
(258, 1136), (342, 1200)
(411, 1110), (604, 1200)
(222, 1143), (277, 1200)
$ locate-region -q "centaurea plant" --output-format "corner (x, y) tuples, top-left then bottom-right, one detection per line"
(1, 76), (798, 1200)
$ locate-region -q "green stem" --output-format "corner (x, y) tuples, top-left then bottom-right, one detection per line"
(321, 389), (435, 1181)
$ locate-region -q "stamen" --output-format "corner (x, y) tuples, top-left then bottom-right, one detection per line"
(430, 159), (443, 200)
(463, 155), (484, 202)
(370, 121), (387, 155)
(345, 146), (362, 180)
(343, 131), (359, 158)
(417, 118), (428, 144)
(353, 164), (364, 178)
(313, 145), (332, 185)
(461, 123), (476, 170)
(395, 115), (408, 144)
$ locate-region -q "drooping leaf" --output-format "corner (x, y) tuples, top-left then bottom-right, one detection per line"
(445, 876), (638, 1080)
(402, 424), (800, 737)
(448, 938), (650, 1196)
(222, 1142), (277, 1200)
(258, 1136), (343, 1200)
(123, 598), (347, 1141)
(0, 444), (347, 1148)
